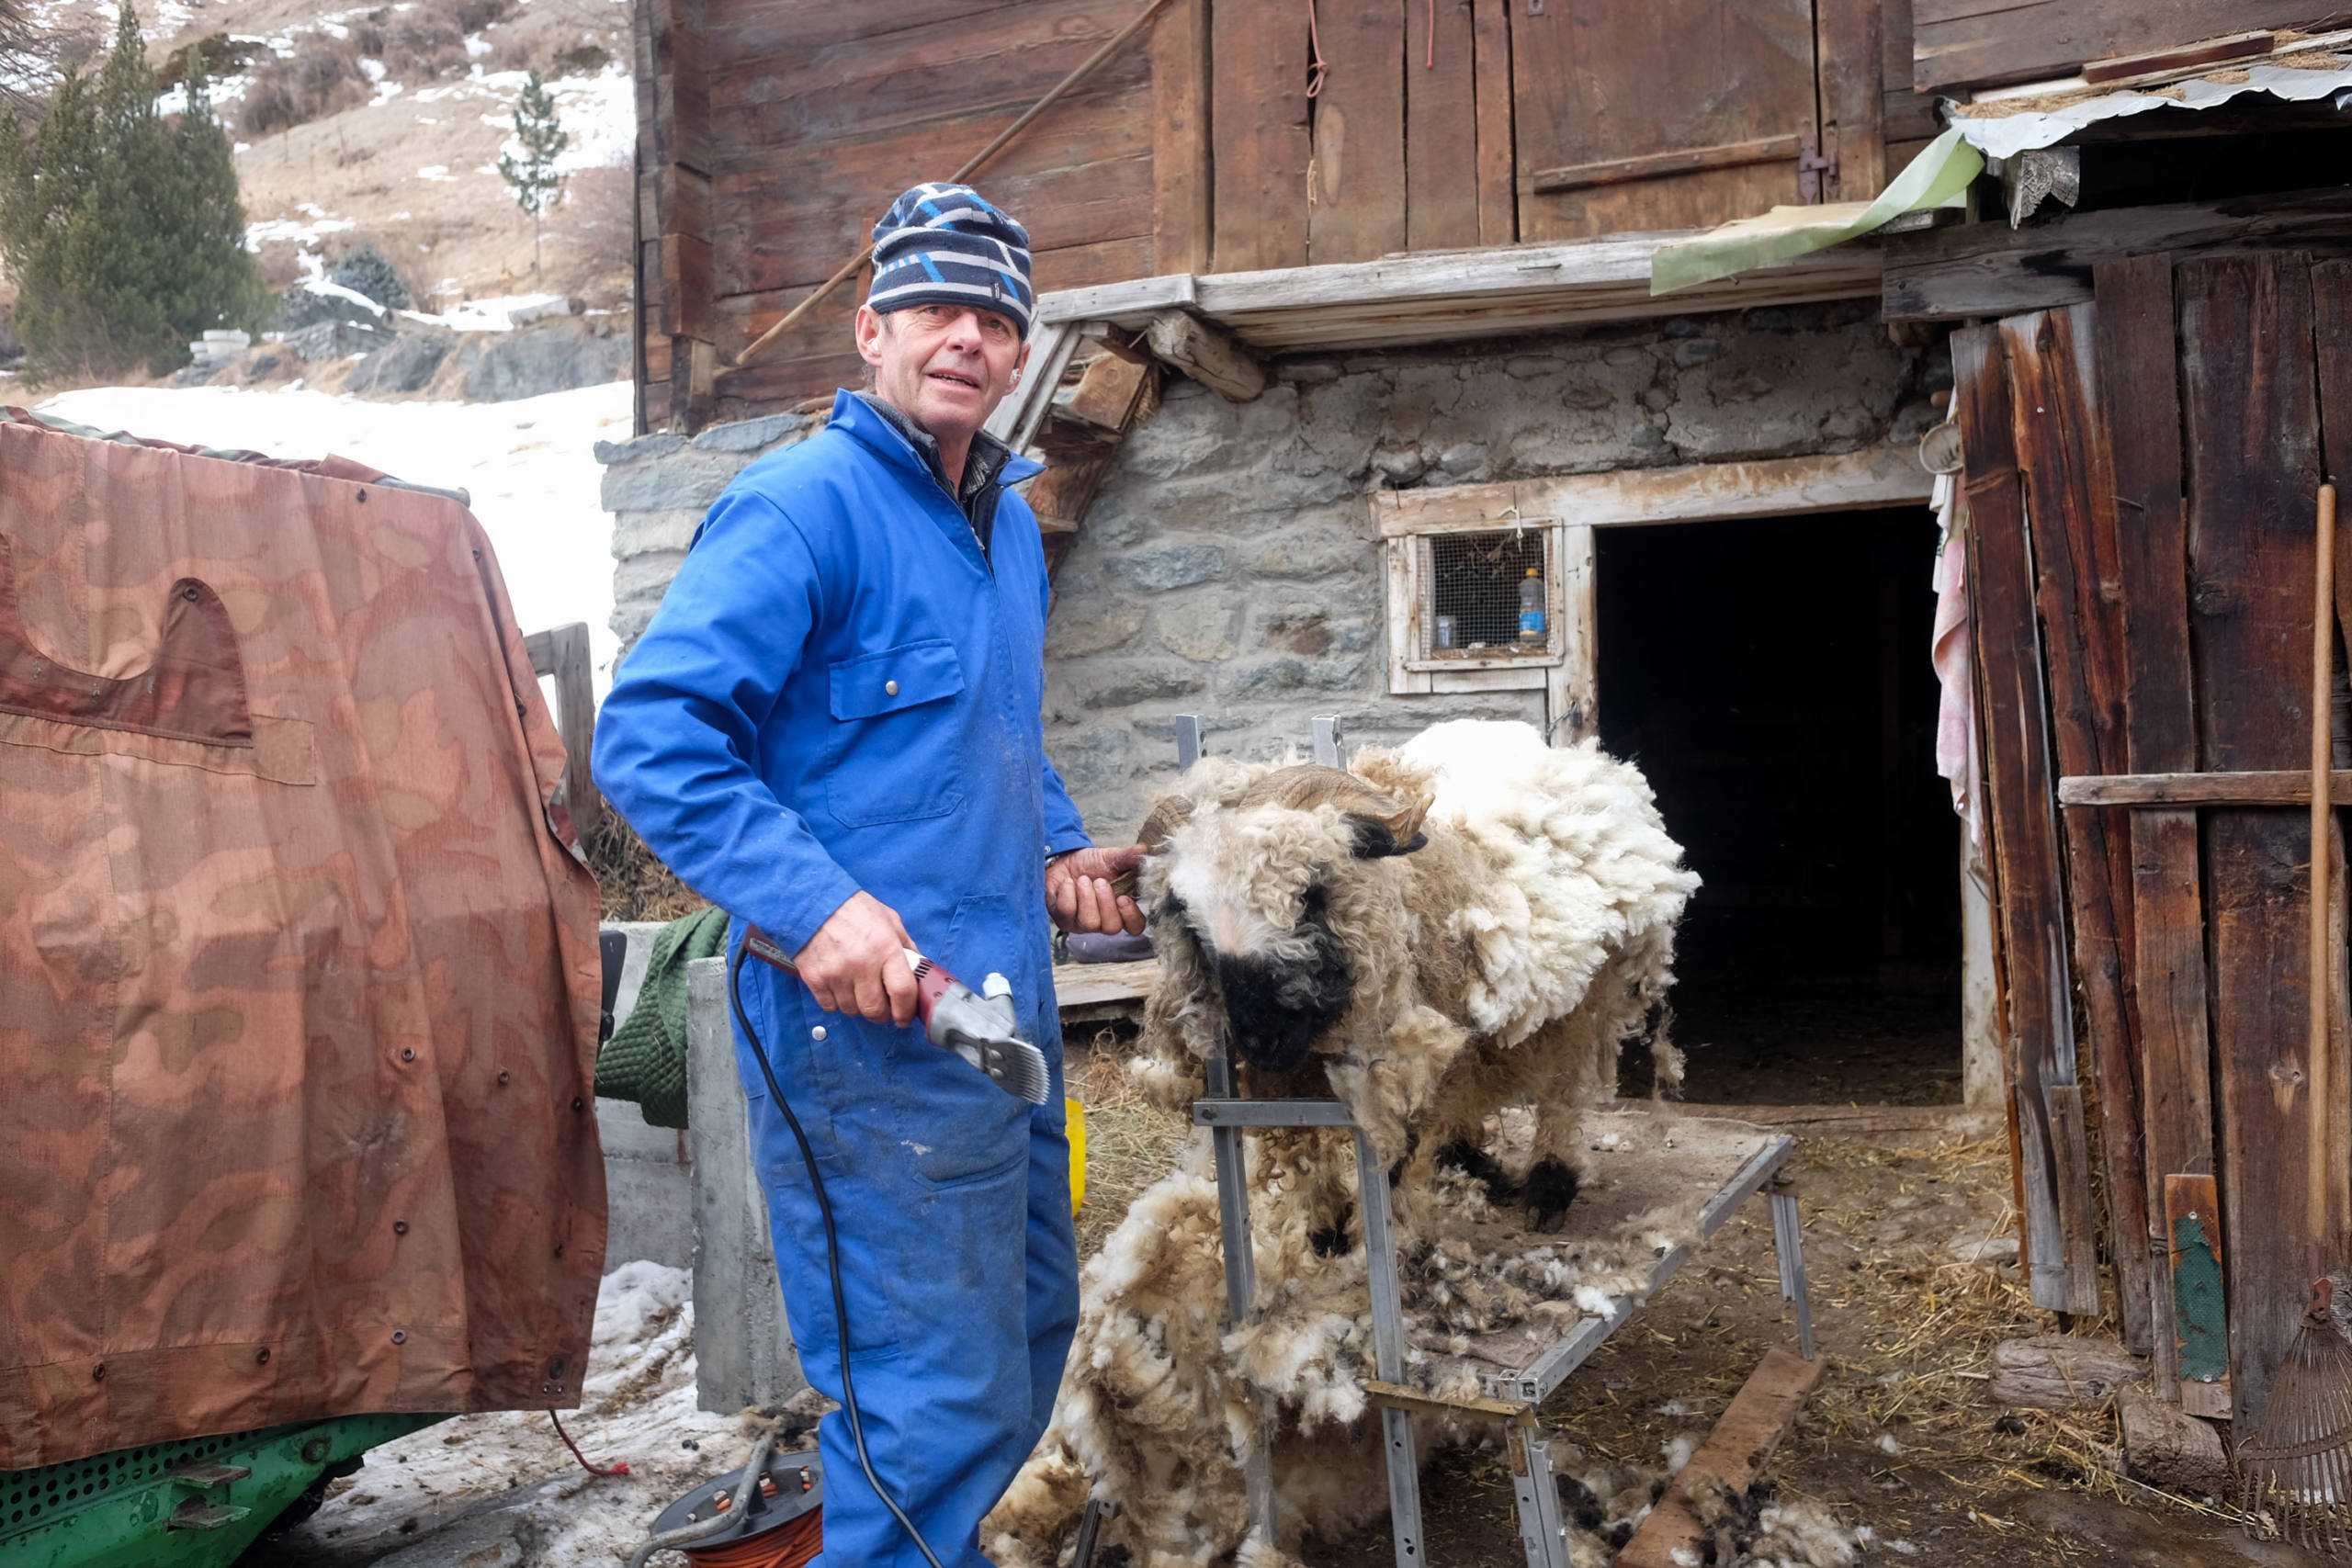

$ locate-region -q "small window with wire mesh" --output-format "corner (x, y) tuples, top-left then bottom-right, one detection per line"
(1417, 528), (1558, 661)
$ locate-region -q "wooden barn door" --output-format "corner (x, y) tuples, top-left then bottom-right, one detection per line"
(1955, 252), (2352, 1433)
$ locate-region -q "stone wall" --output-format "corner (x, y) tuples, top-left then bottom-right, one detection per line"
(596, 301), (1941, 840)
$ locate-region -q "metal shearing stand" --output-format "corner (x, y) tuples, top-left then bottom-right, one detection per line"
(1079, 716), (1817, 1568)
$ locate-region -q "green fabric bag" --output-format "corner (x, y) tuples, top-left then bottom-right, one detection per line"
(594, 904), (730, 1129)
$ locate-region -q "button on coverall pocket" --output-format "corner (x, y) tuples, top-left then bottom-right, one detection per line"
(824, 638), (967, 827)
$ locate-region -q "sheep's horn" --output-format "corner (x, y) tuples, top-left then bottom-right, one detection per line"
(1243, 765), (1431, 846)
(1113, 793), (1197, 897)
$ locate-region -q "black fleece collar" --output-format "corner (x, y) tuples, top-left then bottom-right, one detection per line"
(852, 391), (1014, 560)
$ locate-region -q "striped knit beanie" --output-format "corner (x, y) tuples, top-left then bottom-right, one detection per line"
(867, 183), (1035, 340)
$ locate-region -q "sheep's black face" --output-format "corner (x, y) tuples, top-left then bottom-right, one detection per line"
(1211, 885), (1352, 1073)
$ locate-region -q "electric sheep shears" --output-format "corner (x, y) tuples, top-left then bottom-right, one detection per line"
(741, 925), (1051, 1104)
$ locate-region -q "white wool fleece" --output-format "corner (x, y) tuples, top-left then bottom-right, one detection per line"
(1400, 721), (1702, 1046)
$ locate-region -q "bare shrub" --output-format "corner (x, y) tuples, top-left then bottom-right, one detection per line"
(347, 19), (385, 56)
(236, 37), (363, 137)
(560, 164), (635, 279)
(450, 0), (514, 31)
(551, 41), (610, 75)
(252, 245), (303, 292)
(381, 7), (465, 78)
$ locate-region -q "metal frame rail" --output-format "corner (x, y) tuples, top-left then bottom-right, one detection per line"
(1094, 717), (1817, 1568)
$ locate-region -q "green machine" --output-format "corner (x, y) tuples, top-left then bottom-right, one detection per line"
(2, 1413), (449, 1568)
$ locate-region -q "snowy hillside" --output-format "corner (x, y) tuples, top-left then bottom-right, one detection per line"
(37, 380), (631, 684)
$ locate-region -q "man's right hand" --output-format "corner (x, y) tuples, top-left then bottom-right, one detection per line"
(793, 892), (920, 1026)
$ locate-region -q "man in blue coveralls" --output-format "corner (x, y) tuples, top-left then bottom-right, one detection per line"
(593, 183), (1144, 1564)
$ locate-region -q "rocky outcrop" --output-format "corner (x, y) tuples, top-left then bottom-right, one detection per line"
(456, 316), (629, 402)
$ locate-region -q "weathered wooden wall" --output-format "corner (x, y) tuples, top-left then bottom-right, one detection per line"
(636, 0), (1935, 432)
(1954, 249), (2352, 1435)
(1912, 1), (2344, 95)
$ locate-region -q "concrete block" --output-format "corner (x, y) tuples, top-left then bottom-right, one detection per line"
(596, 922), (692, 1273)
(687, 956), (808, 1412)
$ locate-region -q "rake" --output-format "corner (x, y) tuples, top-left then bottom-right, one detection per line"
(2238, 482), (2352, 1553)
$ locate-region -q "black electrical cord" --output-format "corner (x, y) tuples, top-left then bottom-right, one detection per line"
(728, 941), (947, 1568)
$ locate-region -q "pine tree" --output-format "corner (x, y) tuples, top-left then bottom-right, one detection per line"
(496, 69), (566, 274)
(0, 3), (263, 380)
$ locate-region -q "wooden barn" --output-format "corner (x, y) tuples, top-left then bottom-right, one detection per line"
(601, 0), (2352, 1528)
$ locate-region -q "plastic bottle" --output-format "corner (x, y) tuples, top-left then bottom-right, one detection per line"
(1518, 566), (1546, 643)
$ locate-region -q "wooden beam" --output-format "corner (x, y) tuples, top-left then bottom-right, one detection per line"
(1405, 0), (1481, 252)
(1911, 0), (2332, 95)
(1529, 133), (1804, 196)
(1372, 447), (1933, 537)
(1617, 1347), (1826, 1568)
(1030, 229), (1883, 353)
(1052, 958), (1159, 1010)
(1815, 0), (1885, 201)
(1143, 310), (1267, 400)
(2003, 302), (2151, 1350)
(1470, 0), (1515, 245)
(2081, 28), (2275, 84)
(2060, 770), (2352, 807)
(1883, 187), (2352, 323)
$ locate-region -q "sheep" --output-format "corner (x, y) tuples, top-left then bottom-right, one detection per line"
(985, 720), (1700, 1565)
(1131, 718), (1699, 1227)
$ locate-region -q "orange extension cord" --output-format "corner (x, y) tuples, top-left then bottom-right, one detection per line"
(679, 1508), (822, 1568)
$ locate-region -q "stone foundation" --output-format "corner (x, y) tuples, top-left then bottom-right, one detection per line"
(597, 303), (1942, 838)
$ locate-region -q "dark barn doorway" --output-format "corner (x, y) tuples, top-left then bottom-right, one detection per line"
(1599, 508), (1962, 1105)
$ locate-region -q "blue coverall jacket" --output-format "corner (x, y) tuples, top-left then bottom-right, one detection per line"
(593, 389), (1087, 1566)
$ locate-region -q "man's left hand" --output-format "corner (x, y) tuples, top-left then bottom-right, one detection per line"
(1047, 845), (1146, 936)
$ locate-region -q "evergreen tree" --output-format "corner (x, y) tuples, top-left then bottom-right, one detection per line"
(495, 69), (566, 274)
(0, 3), (264, 380)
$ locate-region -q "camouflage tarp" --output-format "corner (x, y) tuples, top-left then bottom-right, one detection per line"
(0, 410), (605, 1468)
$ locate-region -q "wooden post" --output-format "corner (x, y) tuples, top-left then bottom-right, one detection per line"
(1150, 0), (1213, 275)
(2001, 303), (2153, 1351)
(526, 621), (604, 841)
(2182, 253), (2333, 1434)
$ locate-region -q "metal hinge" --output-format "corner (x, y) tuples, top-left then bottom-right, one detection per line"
(1797, 127), (1841, 203)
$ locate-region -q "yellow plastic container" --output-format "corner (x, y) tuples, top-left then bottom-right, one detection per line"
(1066, 1097), (1087, 1215)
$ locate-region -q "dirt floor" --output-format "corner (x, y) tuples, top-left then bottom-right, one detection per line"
(1666, 984), (1966, 1109)
(1063, 1042), (2319, 1568)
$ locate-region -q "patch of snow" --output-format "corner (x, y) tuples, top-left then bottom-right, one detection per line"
(466, 30), (493, 57)
(417, 164), (458, 182)
(263, 1263), (792, 1566)
(244, 214), (357, 251)
(301, 278), (389, 317)
(32, 382), (630, 688)
(402, 292), (571, 333)
(359, 56), (387, 83)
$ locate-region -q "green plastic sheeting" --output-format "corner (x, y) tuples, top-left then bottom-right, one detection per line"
(1650, 128), (1984, 297)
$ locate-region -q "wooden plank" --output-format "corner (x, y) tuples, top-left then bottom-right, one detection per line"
(1883, 188), (2352, 323)
(2094, 255), (2211, 1394)
(2046, 1084), (2106, 1318)
(1815, 0), (1885, 201)
(1510, 0), (1818, 242)
(1308, 0), (1408, 265)
(1548, 523), (1597, 743)
(709, 95), (1154, 297)
(1470, 0), (1515, 245)
(1604, 1100), (1993, 1134)
(2182, 252), (2331, 1436)
(704, 0), (1150, 148)
(1211, 0), (1310, 272)
(1955, 322), (2098, 1315)
(1406, 0), (1481, 251)
(1370, 447), (1933, 536)
(524, 623), (603, 840)
(2311, 258), (2352, 1390)
(2003, 303), (2151, 1348)
(1052, 958), (1159, 1009)
(1529, 134), (1804, 196)
(2060, 771), (2352, 807)
(1617, 1347), (1825, 1568)
(1912, 0), (2332, 94)
(706, 0), (1013, 60)
(2081, 28), (2277, 83)
(1149, 0), (1212, 274)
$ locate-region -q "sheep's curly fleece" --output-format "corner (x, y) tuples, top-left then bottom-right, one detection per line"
(985, 722), (1702, 1565)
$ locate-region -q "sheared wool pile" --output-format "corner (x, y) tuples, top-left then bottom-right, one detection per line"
(988, 722), (1703, 1565)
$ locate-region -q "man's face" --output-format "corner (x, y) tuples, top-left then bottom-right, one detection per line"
(856, 301), (1029, 444)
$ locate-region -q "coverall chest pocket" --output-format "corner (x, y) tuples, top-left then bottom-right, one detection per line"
(824, 638), (967, 827)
